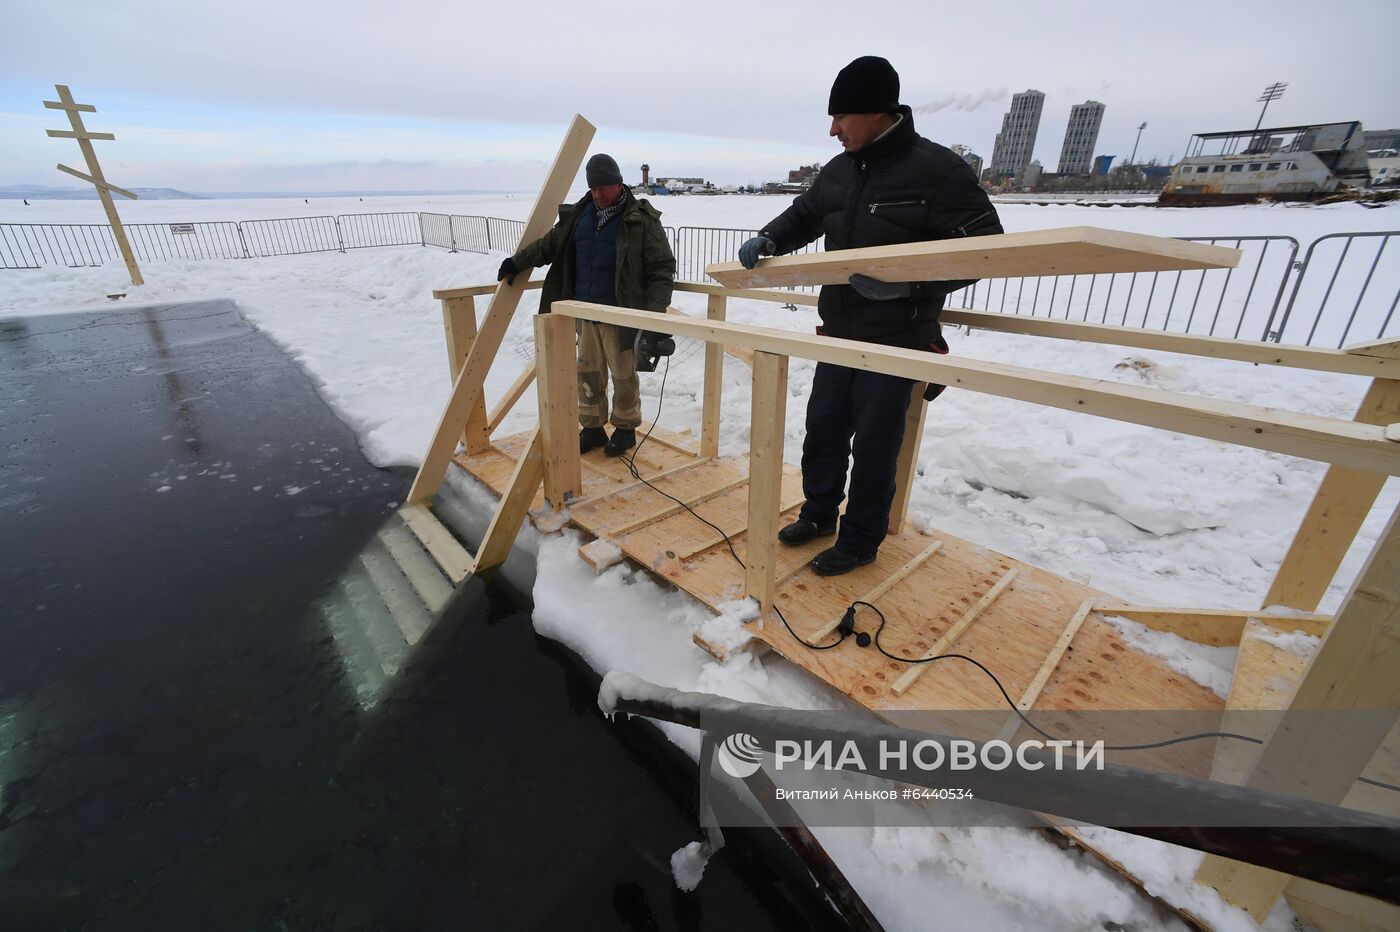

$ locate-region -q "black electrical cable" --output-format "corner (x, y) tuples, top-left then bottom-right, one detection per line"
(619, 353), (1399, 785)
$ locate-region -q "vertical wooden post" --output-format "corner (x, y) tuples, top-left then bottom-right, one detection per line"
(700, 293), (727, 460)
(1197, 502), (1400, 919)
(407, 114), (595, 505)
(1262, 377), (1400, 612)
(746, 352), (789, 610)
(441, 296), (491, 455)
(534, 313), (583, 510)
(888, 382), (928, 536)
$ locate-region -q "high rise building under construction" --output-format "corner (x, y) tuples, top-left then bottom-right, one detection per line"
(989, 89), (1045, 180)
(1058, 101), (1105, 175)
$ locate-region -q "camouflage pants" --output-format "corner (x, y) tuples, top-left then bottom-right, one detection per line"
(576, 320), (640, 430)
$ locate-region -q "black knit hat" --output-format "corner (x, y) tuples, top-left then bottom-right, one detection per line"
(586, 153), (623, 187)
(828, 56), (900, 115)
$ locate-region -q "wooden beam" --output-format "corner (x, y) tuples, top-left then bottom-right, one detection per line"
(674, 487), (806, 561)
(397, 503), (473, 584)
(46, 129), (115, 141)
(806, 540), (945, 643)
(673, 280), (820, 307)
(486, 360), (537, 435)
(707, 227), (1241, 290)
(407, 114), (594, 504)
(1094, 605), (1332, 647)
(43, 98), (97, 112)
(55, 163), (136, 200)
(1264, 378), (1400, 612)
(435, 279), (543, 300)
(473, 428), (545, 572)
(701, 294), (727, 458)
(534, 313), (583, 509)
(666, 304), (753, 367)
(441, 296), (491, 455)
(941, 308), (1400, 380)
(567, 457), (713, 509)
(889, 384), (927, 535)
(745, 352), (789, 609)
(891, 568), (1020, 696)
(550, 302), (1400, 476)
(1197, 503), (1400, 918)
(1344, 337), (1400, 360)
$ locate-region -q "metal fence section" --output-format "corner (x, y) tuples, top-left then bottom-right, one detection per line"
(485, 217), (526, 254)
(2, 222), (122, 268)
(125, 221), (246, 262)
(946, 236), (1302, 343)
(452, 215), (491, 254)
(336, 212), (421, 250)
(239, 216), (343, 258)
(673, 226), (824, 292)
(1271, 231), (1399, 348)
(419, 212), (454, 251)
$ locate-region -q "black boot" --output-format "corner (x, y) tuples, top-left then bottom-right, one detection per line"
(809, 546), (876, 577)
(777, 518), (837, 545)
(580, 427), (608, 454)
(603, 428), (636, 457)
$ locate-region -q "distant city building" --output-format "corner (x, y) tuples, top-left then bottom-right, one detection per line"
(1022, 160), (1043, 188)
(787, 163), (821, 186)
(989, 89), (1045, 180)
(1092, 155), (1116, 177)
(1057, 101), (1105, 175)
(949, 144), (983, 178)
(1363, 128), (1400, 151)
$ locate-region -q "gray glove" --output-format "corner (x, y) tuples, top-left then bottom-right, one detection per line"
(738, 235), (775, 270)
(849, 273), (915, 301)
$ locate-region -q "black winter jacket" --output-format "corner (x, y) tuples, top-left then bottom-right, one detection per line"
(760, 107), (1002, 346)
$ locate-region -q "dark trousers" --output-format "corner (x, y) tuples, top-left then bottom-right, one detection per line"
(798, 363), (914, 558)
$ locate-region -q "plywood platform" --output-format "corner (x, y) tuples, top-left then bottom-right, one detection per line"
(455, 429), (1228, 774)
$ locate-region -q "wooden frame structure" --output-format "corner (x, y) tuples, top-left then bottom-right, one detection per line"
(43, 84), (143, 287)
(402, 117), (1400, 930)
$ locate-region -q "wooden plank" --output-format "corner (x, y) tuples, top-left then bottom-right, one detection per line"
(700, 294), (726, 459)
(397, 503), (473, 583)
(441, 296), (492, 455)
(579, 538), (625, 574)
(375, 522), (454, 616)
(891, 568), (1020, 695)
(1263, 378), (1400, 611)
(667, 304), (753, 367)
(1286, 877), (1400, 932)
(534, 313), (583, 509)
(55, 163), (136, 200)
(43, 98), (97, 112)
(487, 360), (537, 434)
(567, 456), (714, 508)
(1388, 423), (1400, 442)
(673, 280), (820, 307)
(942, 308), (1400, 380)
(407, 114), (594, 504)
(745, 352), (788, 609)
(1344, 336), (1400, 360)
(473, 428), (545, 572)
(675, 484), (805, 561)
(604, 475), (749, 538)
(1197, 503), (1400, 919)
(1094, 605), (1332, 647)
(888, 384), (926, 535)
(46, 129), (115, 140)
(549, 302), (1400, 476)
(1013, 598), (1098, 711)
(706, 227), (1241, 289)
(807, 540), (946, 643)
(358, 539), (437, 643)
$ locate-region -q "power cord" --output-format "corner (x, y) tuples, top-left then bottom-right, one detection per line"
(614, 352), (1400, 787)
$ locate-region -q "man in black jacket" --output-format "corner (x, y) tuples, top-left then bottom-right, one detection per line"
(739, 56), (1002, 576)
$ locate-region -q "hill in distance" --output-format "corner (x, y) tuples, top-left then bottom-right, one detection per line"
(0, 184), (204, 200)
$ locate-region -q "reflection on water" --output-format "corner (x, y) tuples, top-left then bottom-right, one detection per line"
(318, 512), (453, 709)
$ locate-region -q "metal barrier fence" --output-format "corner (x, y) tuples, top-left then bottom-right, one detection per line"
(945, 236), (1301, 344)
(3, 213), (1395, 350)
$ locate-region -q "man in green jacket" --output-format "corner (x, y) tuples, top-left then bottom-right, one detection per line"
(498, 154), (675, 457)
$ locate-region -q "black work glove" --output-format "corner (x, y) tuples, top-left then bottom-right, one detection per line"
(738, 235), (776, 270)
(497, 257), (520, 285)
(849, 273), (916, 301)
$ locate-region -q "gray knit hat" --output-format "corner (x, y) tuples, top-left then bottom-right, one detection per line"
(585, 153), (624, 187)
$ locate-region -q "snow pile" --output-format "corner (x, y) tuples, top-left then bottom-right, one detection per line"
(1101, 615), (1238, 700)
(669, 841), (712, 893)
(1250, 626), (1321, 657)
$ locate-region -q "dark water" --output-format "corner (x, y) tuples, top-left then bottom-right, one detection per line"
(0, 302), (846, 930)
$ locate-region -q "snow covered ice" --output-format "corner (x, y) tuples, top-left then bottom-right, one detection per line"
(4, 193), (1395, 931)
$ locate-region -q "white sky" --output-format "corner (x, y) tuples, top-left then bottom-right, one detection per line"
(2, 0), (1397, 192)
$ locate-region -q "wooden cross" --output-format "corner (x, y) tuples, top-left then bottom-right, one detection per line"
(44, 84), (143, 286)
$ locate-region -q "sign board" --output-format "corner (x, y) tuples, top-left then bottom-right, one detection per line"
(169, 223), (195, 235)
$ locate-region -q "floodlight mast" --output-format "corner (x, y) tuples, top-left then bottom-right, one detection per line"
(1254, 82), (1288, 133)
